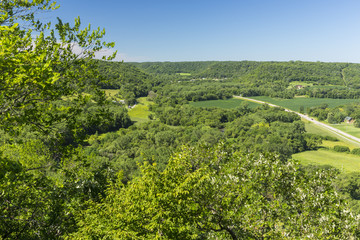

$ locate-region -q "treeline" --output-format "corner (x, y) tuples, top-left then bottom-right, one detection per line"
(308, 102), (360, 125)
(131, 61), (215, 75)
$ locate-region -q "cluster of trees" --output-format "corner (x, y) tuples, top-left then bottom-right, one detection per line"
(97, 61), (153, 98)
(87, 104), (322, 183)
(308, 103), (360, 125)
(72, 144), (359, 239)
(132, 61), (215, 75)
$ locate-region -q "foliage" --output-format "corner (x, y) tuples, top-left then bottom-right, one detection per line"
(97, 61), (153, 98)
(189, 98), (260, 109)
(352, 148), (360, 155)
(334, 145), (351, 153)
(71, 144), (359, 239)
(0, 0), (116, 134)
(336, 172), (360, 214)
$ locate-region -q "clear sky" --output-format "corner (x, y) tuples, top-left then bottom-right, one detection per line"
(49, 0), (360, 63)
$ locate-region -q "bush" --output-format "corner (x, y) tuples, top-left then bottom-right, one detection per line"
(351, 148), (360, 155)
(333, 145), (350, 153)
(321, 135), (339, 141)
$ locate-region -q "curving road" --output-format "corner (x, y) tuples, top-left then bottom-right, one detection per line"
(235, 96), (360, 146)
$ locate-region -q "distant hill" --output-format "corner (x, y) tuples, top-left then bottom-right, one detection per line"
(129, 61), (360, 88)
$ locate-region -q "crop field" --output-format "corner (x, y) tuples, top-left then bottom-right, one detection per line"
(293, 149), (360, 173)
(190, 98), (261, 109)
(250, 96), (360, 113)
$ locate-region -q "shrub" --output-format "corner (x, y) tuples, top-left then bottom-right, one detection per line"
(351, 148), (360, 155)
(333, 145), (350, 153)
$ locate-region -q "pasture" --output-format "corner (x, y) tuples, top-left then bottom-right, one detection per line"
(293, 149), (360, 173)
(250, 96), (360, 113)
(190, 98), (260, 109)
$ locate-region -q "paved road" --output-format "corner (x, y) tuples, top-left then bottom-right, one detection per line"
(235, 96), (360, 145)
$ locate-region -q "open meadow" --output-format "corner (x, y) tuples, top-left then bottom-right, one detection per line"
(128, 97), (153, 123)
(293, 149), (360, 173)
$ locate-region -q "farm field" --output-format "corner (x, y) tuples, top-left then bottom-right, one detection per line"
(250, 96), (360, 113)
(128, 97), (153, 123)
(293, 149), (360, 173)
(190, 98), (261, 109)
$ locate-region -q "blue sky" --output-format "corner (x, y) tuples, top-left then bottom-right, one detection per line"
(51, 0), (360, 62)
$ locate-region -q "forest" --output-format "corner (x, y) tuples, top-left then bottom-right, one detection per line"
(2, 1), (360, 239)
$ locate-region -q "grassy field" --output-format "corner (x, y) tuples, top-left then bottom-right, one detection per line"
(176, 73), (191, 76)
(305, 122), (360, 148)
(128, 97), (153, 123)
(250, 96), (360, 113)
(190, 98), (261, 109)
(103, 89), (121, 101)
(293, 149), (360, 173)
(330, 123), (360, 139)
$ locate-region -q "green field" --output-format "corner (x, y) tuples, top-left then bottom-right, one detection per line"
(305, 122), (360, 148)
(330, 123), (360, 139)
(102, 89), (121, 101)
(190, 98), (261, 109)
(128, 97), (153, 123)
(176, 73), (191, 76)
(250, 96), (360, 113)
(293, 149), (360, 173)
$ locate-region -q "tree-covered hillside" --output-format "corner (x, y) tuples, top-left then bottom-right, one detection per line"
(126, 61), (360, 99)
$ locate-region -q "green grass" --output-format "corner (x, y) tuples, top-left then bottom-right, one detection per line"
(190, 98), (261, 109)
(128, 97), (153, 123)
(321, 140), (356, 150)
(176, 73), (191, 76)
(305, 121), (360, 148)
(251, 96), (360, 113)
(293, 149), (360, 173)
(330, 123), (360, 139)
(103, 89), (121, 101)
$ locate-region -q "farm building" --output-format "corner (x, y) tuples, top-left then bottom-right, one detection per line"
(344, 116), (353, 123)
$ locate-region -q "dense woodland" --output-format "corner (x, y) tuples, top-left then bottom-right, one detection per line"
(3, 1), (360, 239)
